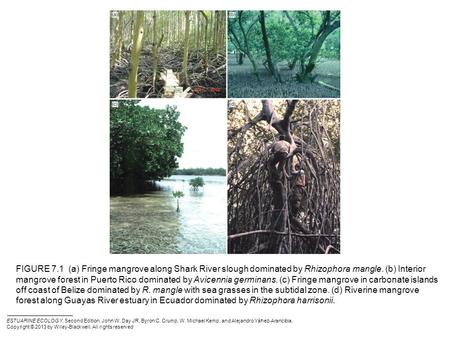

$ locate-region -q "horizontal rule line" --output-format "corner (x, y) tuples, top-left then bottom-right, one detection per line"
(7, 315), (73, 317)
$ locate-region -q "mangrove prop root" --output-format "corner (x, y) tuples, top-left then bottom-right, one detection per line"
(228, 100), (340, 254)
(110, 48), (226, 98)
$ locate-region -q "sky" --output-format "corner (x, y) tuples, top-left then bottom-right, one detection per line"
(140, 99), (227, 169)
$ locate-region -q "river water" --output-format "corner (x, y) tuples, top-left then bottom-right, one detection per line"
(110, 175), (226, 254)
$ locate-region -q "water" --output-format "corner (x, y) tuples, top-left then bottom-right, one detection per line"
(110, 175), (226, 254)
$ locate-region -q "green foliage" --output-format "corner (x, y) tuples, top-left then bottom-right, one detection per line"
(189, 177), (205, 191)
(173, 168), (226, 176)
(321, 29), (340, 60)
(265, 16), (293, 62)
(172, 191), (184, 198)
(172, 190), (184, 212)
(110, 101), (186, 194)
(228, 10), (340, 67)
(228, 11), (340, 98)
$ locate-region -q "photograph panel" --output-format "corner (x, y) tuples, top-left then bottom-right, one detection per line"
(228, 99), (340, 254)
(110, 99), (227, 254)
(110, 11), (226, 98)
(228, 11), (340, 98)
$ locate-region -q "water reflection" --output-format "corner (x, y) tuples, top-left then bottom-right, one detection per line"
(110, 175), (226, 254)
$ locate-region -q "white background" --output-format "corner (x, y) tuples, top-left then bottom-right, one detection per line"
(1, 0), (449, 337)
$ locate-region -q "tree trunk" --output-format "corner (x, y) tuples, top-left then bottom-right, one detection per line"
(238, 52), (244, 64)
(178, 11), (183, 43)
(288, 57), (298, 70)
(297, 15), (340, 82)
(268, 174), (288, 252)
(126, 12), (134, 51)
(111, 11), (124, 70)
(213, 10), (219, 56)
(200, 11), (209, 71)
(151, 11), (164, 92)
(260, 100), (298, 253)
(216, 12), (224, 52)
(233, 11), (260, 81)
(128, 11), (145, 98)
(195, 12), (200, 52)
(259, 11), (281, 82)
(182, 11), (191, 85)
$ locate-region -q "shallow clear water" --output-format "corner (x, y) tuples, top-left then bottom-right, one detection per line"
(110, 175), (226, 254)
